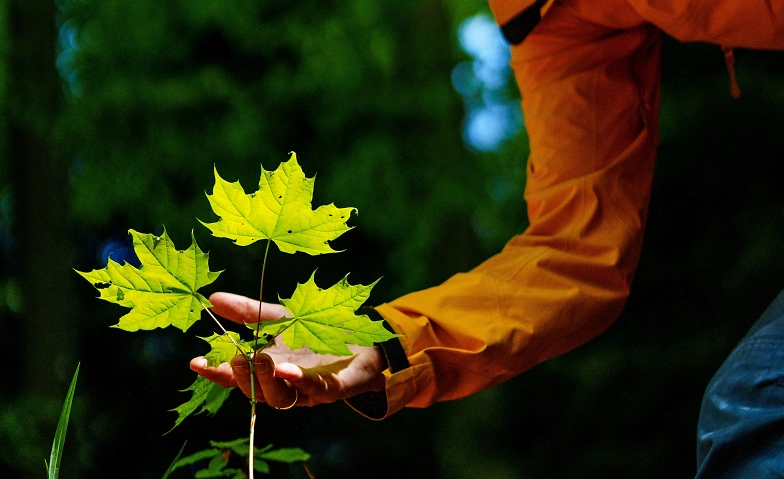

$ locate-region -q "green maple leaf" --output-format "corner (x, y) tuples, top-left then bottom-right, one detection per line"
(251, 273), (396, 356)
(76, 229), (221, 332)
(168, 375), (233, 433)
(200, 152), (355, 254)
(200, 332), (253, 368)
(201, 331), (278, 368)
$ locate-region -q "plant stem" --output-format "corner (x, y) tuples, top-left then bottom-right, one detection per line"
(199, 302), (244, 354)
(198, 299), (256, 477)
(249, 239), (271, 479)
(249, 386), (257, 479)
(253, 239), (272, 350)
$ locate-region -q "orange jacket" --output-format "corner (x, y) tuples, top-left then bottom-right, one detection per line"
(352, 0), (784, 419)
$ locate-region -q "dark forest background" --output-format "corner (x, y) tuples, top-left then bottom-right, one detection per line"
(1, 1), (783, 478)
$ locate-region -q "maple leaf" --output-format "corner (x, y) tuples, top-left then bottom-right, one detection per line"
(251, 272), (396, 356)
(76, 229), (220, 332)
(168, 375), (233, 433)
(200, 152), (355, 254)
(200, 332), (253, 368)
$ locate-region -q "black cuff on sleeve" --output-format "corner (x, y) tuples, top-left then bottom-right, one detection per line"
(500, 0), (547, 45)
(345, 306), (410, 420)
(362, 306), (410, 373)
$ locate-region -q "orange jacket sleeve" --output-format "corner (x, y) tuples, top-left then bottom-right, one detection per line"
(349, 0), (784, 419)
(626, 0), (784, 49)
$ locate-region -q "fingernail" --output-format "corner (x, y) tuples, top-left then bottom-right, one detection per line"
(257, 359), (269, 373)
(230, 356), (247, 370)
(255, 353), (274, 374)
(190, 357), (207, 371)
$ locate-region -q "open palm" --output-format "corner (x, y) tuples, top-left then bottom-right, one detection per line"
(191, 292), (386, 408)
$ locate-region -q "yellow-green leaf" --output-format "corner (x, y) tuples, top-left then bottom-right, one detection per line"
(200, 153), (355, 254)
(167, 376), (233, 433)
(200, 332), (252, 368)
(252, 272), (395, 356)
(76, 229), (220, 332)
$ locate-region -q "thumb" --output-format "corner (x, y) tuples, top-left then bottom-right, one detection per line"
(230, 354), (264, 402)
(254, 353), (298, 409)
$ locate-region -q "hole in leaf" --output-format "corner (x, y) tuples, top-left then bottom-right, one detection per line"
(94, 282), (111, 289)
(287, 230), (292, 233)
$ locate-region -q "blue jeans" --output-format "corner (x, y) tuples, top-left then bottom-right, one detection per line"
(696, 289), (784, 478)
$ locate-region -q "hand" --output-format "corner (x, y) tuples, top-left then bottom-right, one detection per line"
(190, 292), (387, 408)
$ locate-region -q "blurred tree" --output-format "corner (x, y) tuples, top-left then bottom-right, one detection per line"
(5, 0), (77, 390)
(0, 1), (81, 476)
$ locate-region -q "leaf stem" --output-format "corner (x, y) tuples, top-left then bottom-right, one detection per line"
(198, 301), (244, 355)
(253, 239), (272, 349)
(249, 395), (257, 479)
(249, 238), (271, 479)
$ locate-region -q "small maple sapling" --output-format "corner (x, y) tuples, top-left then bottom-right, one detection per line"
(77, 153), (396, 478)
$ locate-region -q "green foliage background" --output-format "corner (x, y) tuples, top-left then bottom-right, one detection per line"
(0, 0), (783, 477)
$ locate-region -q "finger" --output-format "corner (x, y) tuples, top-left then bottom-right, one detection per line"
(190, 357), (238, 389)
(274, 362), (342, 404)
(254, 353), (299, 409)
(230, 354), (265, 402)
(209, 292), (290, 324)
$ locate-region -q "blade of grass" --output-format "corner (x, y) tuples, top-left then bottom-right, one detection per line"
(48, 363), (80, 479)
(161, 441), (188, 479)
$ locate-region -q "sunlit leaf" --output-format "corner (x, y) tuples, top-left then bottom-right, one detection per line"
(200, 332), (252, 368)
(201, 153), (355, 254)
(252, 272), (395, 356)
(76, 229), (221, 332)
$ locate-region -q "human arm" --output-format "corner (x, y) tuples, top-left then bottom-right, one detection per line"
(370, 0), (784, 418)
(192, 2), (663, 416)
(364, 2), (662, 417)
